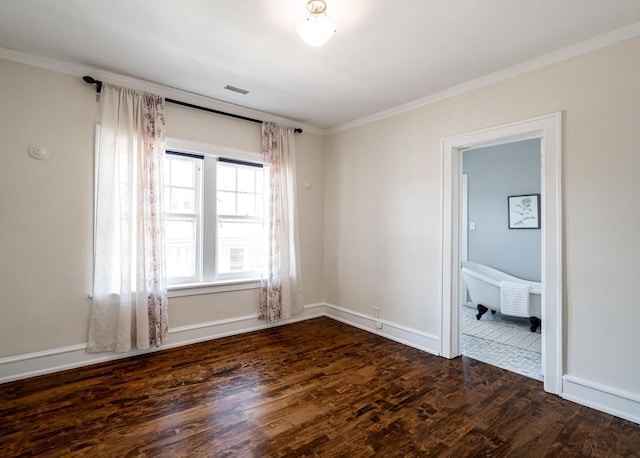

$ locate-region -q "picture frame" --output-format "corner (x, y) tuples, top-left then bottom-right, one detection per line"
(508, 194), (540, 229)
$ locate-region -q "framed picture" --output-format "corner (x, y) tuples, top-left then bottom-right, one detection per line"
(508, 194), (540, 229)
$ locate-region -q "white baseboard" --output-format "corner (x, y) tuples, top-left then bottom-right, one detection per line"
(3, 303), (639, 426)
(0, 303), (326, 384)
(0, 302), (439, 384)
(323, 303), (440, 356)
(166, 303), (326, 348)
(562, 375), (640, 424)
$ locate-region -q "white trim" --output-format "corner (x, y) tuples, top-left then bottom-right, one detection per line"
(326, 22), (640, 134)
(324, 303), (440, 355)
(0, 343), (88, 365)
(166, 304), (325, 347)
(562, 376), (640, 424)
(440, 113), (563, 395)
(460, 173), (469, 307)
(0, 303), (326, 384)
(0, 47), (324, 136)
(323, 303), (374, 333)
(3, 23), (640, 138)
(0, 302), (443, 384)
(168, 280), (260, 298)
(4, 301), (639, 425)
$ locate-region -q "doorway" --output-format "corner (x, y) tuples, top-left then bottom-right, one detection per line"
(460, 139), (542, 380)
(440, 113), (563, 395)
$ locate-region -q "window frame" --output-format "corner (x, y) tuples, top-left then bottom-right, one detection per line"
(214, 158), (265, 282)
(163, 152), (203, 286)
(163, 137), (265, 294)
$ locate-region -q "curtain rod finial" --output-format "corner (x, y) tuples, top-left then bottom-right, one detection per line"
(83, 76), (103, 94)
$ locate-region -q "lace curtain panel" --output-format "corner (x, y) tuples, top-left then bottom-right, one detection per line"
(260, 122), (304, 322)
(88, 83), (168, 353)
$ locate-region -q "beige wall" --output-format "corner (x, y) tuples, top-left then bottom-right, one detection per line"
(0, 59), (96, 355)
(0, 58), (325, 356)
(1, 35), (639, 400)
(324, 36), (640, 394)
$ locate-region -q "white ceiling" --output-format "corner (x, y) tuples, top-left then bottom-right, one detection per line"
(1, 0), (640, 130)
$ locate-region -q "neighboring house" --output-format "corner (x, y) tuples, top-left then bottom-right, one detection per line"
(1, 34), (639, 424)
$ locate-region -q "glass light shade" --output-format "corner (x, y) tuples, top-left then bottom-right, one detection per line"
(296, 13), (336, 47)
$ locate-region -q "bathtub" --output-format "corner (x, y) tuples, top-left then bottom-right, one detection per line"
(461, 261), (542, 332)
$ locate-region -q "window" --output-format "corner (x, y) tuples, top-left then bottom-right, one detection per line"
(164, 153), (202, 285)
(216, 159), (264, 279)
(163, 151), (265, 286)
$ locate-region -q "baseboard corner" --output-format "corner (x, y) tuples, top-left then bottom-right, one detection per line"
(323, 302), (440, 356)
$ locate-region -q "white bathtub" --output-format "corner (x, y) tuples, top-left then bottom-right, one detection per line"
(461, 261), (541, 330)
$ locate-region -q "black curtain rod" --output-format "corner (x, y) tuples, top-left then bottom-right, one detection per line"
(82, 76), (302, 134)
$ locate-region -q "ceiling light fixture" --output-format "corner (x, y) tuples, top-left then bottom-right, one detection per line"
(296, 0), (336, 47)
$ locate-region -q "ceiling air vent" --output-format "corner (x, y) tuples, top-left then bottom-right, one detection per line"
(224, 85), (249, 95)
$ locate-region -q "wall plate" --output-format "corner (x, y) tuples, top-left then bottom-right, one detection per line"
(28, 143), (49, 160)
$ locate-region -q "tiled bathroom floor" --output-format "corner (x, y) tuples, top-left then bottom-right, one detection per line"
(460, 306), (543, 381)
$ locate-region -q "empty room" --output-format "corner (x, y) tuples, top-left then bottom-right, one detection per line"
(1, 1), (639, 456)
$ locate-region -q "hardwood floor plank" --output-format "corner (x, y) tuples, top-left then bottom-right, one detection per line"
(1, 317), (639, 457)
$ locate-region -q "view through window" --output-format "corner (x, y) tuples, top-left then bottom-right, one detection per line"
(163, 152), (265, 286)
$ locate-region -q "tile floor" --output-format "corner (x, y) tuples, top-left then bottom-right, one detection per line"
(460, 305), (543, 381)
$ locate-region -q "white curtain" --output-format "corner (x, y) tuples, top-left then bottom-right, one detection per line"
(88, 83), (168, 353)
(260, 122), (304, 322)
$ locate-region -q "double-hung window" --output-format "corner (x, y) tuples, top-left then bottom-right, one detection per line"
(216, 159), (264, 279)
(164, 152), (202, 285)
(163, 150), (265, 287)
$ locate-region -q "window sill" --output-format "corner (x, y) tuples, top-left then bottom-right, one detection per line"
(168, 278), (261, 298)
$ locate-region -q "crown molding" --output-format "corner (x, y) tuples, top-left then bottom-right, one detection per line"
(3, 20), (640, 138)
(326, 21), (640, 135)
(0, 47), (326, 136)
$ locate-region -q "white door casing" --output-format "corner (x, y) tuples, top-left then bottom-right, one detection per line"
(440, 112), (562, 395)
(460, 173), (469, 307)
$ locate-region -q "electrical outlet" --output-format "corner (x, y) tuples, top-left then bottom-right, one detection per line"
(375, 321), (383, 330)
(373, 306), (380, 318)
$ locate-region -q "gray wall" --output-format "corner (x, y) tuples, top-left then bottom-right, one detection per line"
(463, 139), (541, 281)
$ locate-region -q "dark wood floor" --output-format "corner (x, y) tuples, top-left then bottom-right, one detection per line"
(1, 317), (638, 457)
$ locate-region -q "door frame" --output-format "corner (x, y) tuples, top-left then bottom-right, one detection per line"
(459, 173), (469, 308)
(440, 113), (563, 395)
